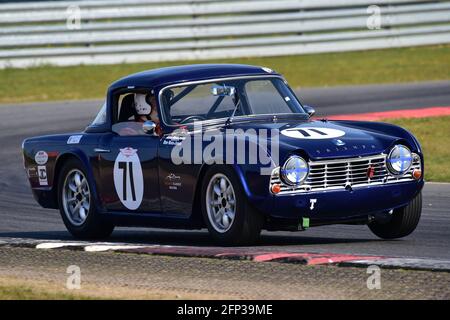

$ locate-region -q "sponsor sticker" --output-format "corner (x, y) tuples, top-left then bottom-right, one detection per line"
(164, 173), (182, 190)
(34, 151), (48, 165)
(113, 147), (144, 210)
(163, 135), (186, 146)
(67, 135), (83, 144)
(310, 199), (317, 210)
(27, 167), (37, 178)
(37, 166), (48, 186)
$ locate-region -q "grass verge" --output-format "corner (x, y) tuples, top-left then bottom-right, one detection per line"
(385, 116), (450, 182)
(0, 275), (218, 300)
(0, 285), (94, 300)
(0, 277), (96, 300)
(1, 44), (449, 104)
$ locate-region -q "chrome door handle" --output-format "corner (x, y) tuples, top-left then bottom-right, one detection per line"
(94, 148), (110, 153)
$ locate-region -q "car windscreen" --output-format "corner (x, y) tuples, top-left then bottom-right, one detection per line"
(161, 77), (305, 125)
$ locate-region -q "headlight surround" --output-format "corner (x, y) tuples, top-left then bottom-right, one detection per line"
(387, 145), (412, 175)
(281, 156), (309, 185)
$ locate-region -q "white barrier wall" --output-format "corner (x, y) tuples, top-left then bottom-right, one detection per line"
(0, 0), (449, 68)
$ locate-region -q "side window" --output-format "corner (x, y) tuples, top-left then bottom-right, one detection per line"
(117, 93), (136, 123)
(112, 122), (146, 136)
(112, 93), (145, 136)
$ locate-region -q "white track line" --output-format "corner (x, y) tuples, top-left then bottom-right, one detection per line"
(84, 245), (149, 252)
(36, 242), (87, 249)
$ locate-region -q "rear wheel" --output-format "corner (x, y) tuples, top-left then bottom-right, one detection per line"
(369, 191), (422, 239)
(58, 158), (114, 239)
(201, 166), (264, 246)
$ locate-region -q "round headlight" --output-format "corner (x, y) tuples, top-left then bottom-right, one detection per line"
(281, 156), (309, 185)
(387, 145), (412, 175)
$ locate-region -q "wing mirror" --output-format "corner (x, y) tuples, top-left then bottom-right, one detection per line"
(142, 120), (156, 135)
(303, 105), (316, 118)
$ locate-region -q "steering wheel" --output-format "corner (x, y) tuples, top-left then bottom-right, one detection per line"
(179, 115), (207, 124)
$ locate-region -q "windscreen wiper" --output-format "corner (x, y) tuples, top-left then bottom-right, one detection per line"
(225, 95), (241, 126)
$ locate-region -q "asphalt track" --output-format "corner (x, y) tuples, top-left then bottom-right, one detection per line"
(0, 80), (449, 260)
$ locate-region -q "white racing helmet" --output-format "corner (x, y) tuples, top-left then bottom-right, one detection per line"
(134, 93), (151, 115)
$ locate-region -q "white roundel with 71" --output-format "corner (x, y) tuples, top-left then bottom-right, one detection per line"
(281, 127), (345, 139)
(113, 147), (144, 210)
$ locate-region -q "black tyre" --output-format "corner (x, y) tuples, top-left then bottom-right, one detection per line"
(201, 166), (264, 246)
(58, 158), (114, 239)
(369, 191), (422, 239)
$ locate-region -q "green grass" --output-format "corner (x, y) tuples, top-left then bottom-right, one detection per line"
(0, 277), (213, 300)
(0, 284), (95, 300)
(1, 44), (449, 104)
(386, 116), (450, 182)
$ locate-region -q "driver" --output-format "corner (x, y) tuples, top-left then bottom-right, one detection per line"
(134, 93), (160, 126)
(119, 92), (161, 136)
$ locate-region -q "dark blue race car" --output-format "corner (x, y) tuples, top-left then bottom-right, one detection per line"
(22, 64), (424, 245)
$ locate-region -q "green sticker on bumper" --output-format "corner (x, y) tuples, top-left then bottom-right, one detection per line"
(302, 217), (310, 229)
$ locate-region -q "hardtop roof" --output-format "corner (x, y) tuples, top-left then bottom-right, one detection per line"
(109, 64), (281, 91)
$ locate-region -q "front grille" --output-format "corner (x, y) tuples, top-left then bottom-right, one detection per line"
(270, 153), (421, 194)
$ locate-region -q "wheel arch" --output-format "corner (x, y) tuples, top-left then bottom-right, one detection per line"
(190, 163), (252, 226)
(53, 150), (102, 212)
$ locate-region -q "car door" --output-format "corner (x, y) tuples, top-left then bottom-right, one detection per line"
(157, 81), (246, 217)
(96, 131), (161, 213)
(158, 129), (200, 217)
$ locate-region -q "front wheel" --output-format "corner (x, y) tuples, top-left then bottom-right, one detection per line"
(201, 166), (264, 246)
(58, 158), (114, 239)
(369, 191), (422, 239)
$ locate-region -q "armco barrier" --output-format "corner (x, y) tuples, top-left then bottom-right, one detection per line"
(0, 0), (449, 68)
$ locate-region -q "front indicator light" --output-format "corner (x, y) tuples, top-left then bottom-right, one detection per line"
(412, 169), (422, 180)
(271, 184), (281, 194)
